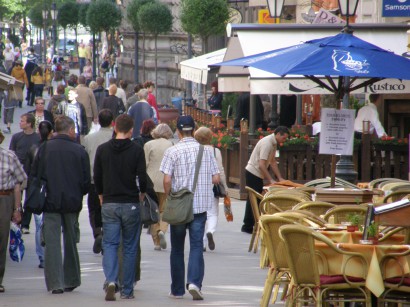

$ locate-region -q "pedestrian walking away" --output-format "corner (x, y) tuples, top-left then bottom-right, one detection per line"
(93, 114), (147, 301)
(29, 116), (91, 294)
(160, 115), (220, 301)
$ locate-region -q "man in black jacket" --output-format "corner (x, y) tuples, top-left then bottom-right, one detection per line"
(30, 116), (91, 294)
(94, 114), (147, 301)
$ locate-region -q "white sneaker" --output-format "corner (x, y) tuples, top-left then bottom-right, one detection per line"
(188, 284), (203, 300)
(158, 231), (167, 250)
(105, 282), (116, 301)
(169, 292), (183, 299)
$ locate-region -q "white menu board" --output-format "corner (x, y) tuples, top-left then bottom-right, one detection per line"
(319, 108), (355, 155)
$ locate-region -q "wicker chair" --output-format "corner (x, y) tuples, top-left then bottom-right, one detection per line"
(259, 215), (297, 306)
(261, 194), (306, 211)
(323, 205), (368, 224)
(379, 226), (410, 245)
(266, 189), (312, 200)
(379, 248), (410, 305)
(368, 178), (399, 189)
(279, 224), (371, 307)
(273, 211), (326, 228)
(259, 196), (283, 215)
(293, 201), (336, 217)
(382, 190), (410, 203)
(245, 186), (263, 253)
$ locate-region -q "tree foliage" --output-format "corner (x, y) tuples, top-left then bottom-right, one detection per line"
(126, 0), (152, 32)
(180, 0), (229, 41)
(137, 2), (172, 37)
(78, 3), (90, 29)
(58, 2), (79, 30)
(28, 2), (43, 28)
(86, 0), (121, 34)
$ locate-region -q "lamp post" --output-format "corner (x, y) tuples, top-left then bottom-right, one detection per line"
(266, 0), (285, 129)
(50, 3), (57, 60)
(42, 9), (48, 64)
(335, 0), (360, 183)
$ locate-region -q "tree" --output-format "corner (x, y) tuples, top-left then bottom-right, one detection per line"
(78, 3), (90, 30)
(58, 2), (79, 55)
(87, 0), (121, 55)
(180, 0), (229, 53)
(138, 2), (172, 96)
(126, 0), (152, 82)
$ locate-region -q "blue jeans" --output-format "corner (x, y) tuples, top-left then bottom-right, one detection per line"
(34, 213), (44, 264)
(102, 203), (140, 296)
(170, 212), (207, 296)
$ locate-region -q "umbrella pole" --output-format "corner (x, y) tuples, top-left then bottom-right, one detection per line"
(331, 155), (336, 188)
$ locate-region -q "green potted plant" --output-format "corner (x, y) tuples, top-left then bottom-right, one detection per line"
(347, 214), (361, 232)
(367, 222), (379, 244)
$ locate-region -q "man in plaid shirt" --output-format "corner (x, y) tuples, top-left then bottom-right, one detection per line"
(160, 115), (220, 301)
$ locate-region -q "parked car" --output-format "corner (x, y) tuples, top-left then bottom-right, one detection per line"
(58, 39), (76, 56)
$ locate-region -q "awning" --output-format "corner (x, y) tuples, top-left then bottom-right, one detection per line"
(215, 23), (410, 94)
(180, 48), (226, 84)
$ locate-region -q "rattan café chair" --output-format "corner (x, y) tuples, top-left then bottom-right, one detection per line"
(323, 205), (368, 224)
(379, 247), (410, 305)
(245, 186), (263, 253)
(293, 201), (336, 217)
(279, 224), (371, 307)
(259, 215), (297, 307)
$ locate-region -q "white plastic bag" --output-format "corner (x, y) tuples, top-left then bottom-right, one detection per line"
(88, 122), (101, 135)
(9, 222), (25, 262)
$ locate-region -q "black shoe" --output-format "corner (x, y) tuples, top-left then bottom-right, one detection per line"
(207, 232), (215, 250)
(0, 285), (5, 293)
(38, 262), (44, 269)
(52, 289), (64, 294)
(64, 286), (77, 292)
(241, 225), (253, 234)
(93, 234), (102, 254)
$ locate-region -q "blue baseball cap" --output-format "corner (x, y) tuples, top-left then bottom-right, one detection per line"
(177, 115), (195, 131)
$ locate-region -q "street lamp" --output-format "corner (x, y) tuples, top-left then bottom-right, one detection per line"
(335, 0), (360, 183)
(50, 3), (57, 60)
(266, 0), (285, 129)
(267, 0), (285, 18)
(42, 9), (48, 63)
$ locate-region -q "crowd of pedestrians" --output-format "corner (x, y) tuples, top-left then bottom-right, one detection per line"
(0, 56), (237, 302)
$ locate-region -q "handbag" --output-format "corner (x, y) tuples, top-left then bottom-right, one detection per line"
(212, 148), (226, 198)
(24, 142), (47, 214)
(140, 194), (160, 225)
(162, 145), (204, 225)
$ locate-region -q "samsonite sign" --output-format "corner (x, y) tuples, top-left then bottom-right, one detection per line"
(383, 0), (410, 17)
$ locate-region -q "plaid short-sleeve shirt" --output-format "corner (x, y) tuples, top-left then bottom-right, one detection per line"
(160, 137), (219, 214)
(0, 147), (27, 190)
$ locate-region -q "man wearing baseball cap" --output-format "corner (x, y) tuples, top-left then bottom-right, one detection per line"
(160, 115), (220, 300)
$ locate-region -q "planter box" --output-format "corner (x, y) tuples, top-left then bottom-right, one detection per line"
(158, 108), (179, 124)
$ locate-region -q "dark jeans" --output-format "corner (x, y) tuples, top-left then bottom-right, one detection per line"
(87, 184), (102, 237)
(170, 212), (207, 296)
(243, 170), (264, 230)
(30, 84), (44, 106)
(26, 83), (34, 105)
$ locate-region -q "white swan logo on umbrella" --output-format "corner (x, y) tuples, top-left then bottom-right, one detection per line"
(332, 49), (370, 74)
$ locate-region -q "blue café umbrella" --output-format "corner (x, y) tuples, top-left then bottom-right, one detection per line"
(213, 32), (410, 98)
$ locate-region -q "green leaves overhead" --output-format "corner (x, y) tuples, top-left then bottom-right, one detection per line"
(180, 0), (229, 41)
(137, 2), (172, 36)
(58, 2), (79, 30)
(86, 0), (121, 34)
(126, 0), (152, 32)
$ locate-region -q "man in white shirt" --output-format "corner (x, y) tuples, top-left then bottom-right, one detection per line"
(354, 94), (386, 138)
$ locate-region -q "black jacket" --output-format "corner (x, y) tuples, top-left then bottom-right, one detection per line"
(28, 109), (55, 128)
(30, 135), (91, 213)
(94, 138), (147, 204)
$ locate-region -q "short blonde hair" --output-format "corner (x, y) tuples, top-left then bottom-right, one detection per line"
(88, 81), (97, 90)
(151, 123), (173, 139)
(194, 127), (212, 145)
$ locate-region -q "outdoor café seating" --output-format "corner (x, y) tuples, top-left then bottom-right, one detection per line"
(259, 215), (296, 306)
(279, 224), (371, 307)
(292, 200), (336, 216)
(323, 205), (368, 224)
(245, 186), (263, 253)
